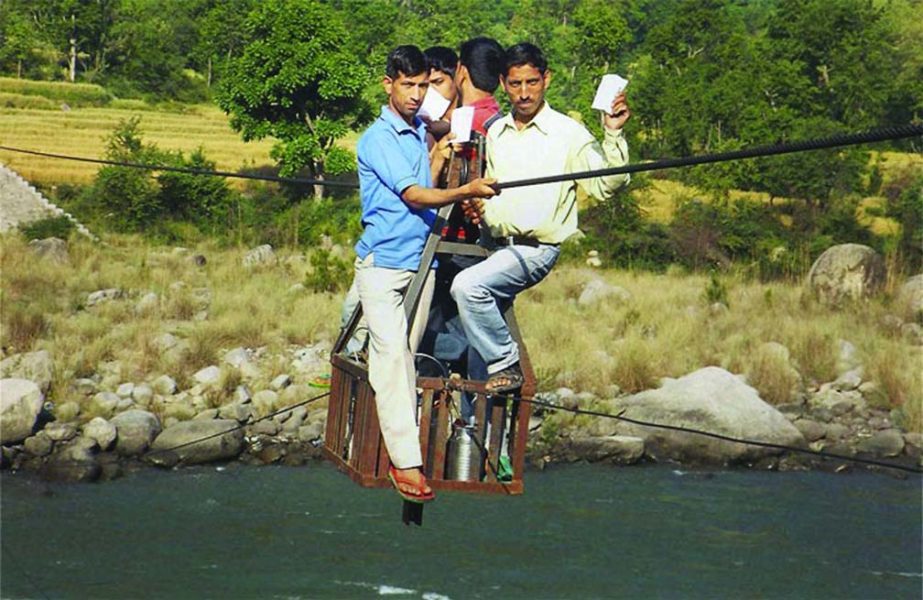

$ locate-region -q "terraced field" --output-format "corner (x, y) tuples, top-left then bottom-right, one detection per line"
(0, 104), (278, 185)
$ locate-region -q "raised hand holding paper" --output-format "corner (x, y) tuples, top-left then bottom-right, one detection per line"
(591, 74), (629, 114)
(450, 106), (475, 144)
(418, 87), (452, 122)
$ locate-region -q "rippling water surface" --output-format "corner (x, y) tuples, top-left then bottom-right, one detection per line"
(2, 463), (920, 599)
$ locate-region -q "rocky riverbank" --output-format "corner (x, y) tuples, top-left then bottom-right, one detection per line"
(2, 240), (921, 482)
(2, 352), (920, 483)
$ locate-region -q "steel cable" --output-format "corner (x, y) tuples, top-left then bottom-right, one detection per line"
(492, 392), (923, 475)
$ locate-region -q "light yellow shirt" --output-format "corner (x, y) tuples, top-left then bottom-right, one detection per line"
(483, 102), (630, 244)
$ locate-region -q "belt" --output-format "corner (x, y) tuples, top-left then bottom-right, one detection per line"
(495, 236), (557, 248)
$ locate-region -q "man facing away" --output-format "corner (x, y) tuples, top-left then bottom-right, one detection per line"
(354, 45), (496, 502)
(451, 42), (632, 393)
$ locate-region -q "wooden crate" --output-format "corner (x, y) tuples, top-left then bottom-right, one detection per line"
(324, 351), (535, 495)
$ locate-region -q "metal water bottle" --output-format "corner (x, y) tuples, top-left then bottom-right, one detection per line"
(446, 423), (482, 481)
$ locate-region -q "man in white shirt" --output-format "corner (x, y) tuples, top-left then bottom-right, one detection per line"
(451, 42), (632, 393)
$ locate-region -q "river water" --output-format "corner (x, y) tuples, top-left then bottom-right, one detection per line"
(1, 463), (920, 599)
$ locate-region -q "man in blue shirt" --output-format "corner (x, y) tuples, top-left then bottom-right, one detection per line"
(354, 45), (496, 503)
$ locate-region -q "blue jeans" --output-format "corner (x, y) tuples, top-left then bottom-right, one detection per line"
(450, 244), (560, 375)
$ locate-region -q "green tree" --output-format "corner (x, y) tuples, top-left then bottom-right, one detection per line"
(217, 0), (370, 200)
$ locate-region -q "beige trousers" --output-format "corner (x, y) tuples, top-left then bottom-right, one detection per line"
(354, 254), (434, 469)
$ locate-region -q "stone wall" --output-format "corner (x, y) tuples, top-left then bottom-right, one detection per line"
(0, 163), (95, 239)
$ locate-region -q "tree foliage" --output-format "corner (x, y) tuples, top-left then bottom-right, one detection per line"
(216, 0), (370, 198)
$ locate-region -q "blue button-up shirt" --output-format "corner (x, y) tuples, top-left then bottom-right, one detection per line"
(354, 106), (435, 270)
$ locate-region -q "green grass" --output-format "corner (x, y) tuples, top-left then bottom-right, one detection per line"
(0, 77), (112, 106)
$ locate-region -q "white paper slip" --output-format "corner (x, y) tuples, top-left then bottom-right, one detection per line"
(591, 74), (629, 113)
(418, 87), (452, 122)
(450, 106), (475, 143)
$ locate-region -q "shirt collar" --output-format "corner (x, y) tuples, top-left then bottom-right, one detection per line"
(497, 101), (552, 136)
(379, 105), (424, 136)
(469, 95), (500, 112)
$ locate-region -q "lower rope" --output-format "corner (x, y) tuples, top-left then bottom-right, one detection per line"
(498, 393), (922, 475)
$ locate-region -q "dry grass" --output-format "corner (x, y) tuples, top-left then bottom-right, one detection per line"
(517, 266), (922, 430)
(2, 234), (920, 431)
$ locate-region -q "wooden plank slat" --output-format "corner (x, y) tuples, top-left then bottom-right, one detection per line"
(431, 391), (449, 480)
(359, 382), (382, 476)
(486, 398), (505, 483)
(418, 389), (434, 476)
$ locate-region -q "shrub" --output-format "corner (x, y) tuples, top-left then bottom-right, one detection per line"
(305, 249), (351, 293)
(19, 215), (74, 240)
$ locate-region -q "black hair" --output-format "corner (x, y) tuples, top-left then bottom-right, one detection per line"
(424, 46), (458, 80)
(503, 42), (547, 75)
(386, 45), (427, 79)
(459, 37), (505, 93)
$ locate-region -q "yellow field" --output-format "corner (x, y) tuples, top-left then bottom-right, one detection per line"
(0, 104), (278, 185)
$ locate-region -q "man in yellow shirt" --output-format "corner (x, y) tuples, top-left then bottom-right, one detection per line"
(451, 42), (632, 393)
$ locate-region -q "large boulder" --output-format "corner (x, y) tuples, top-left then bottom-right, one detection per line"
(608, 367), (804, 464)
(577, 279), (632, 307)
(29, 237), (69, 264)
(807, 244), (885, 305)
(110, 410), (161, 455)
(896, 274), (923, 323)
(42, 436), (100, 482)
(148, 419), (244, 466)
(0, 350), (54, 393)
(243, 244), (276, 268)
(0, 378), (44, 444)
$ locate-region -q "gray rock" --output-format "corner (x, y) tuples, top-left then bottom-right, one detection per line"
(29, 237), (69, 263)
(153, 333), (179, 352)
(281, 408), (307, 434)
(900, 322), (923, 345)
(895, 274), (923, 323)
(116, 382), (134, 398)
(149, 419), (244, 465)
(298, 422), (325, 442)
(270, 374), (292, 391)
(807, 244), (885, 305)
(82, 417), (117, 450)
(824, 423), (850, 441)
(134, 292), (159, 315)
(218, 401), (253, 424)
(132, 383), (154, 405)
(278, 405), (307, 426)
(793, 419), (825, 442)
(43, 436), (100, 482)
(0, 378), (44, 444)
(252, 390), (279, 417)
(833, 368), (863, 392)
(811, 388), (866, 417)
(0, 350), (54, 393)
(43, 422), (77, 442)
(89, 391), (120, 418)
(223, 347), (251, 368)
(54, 401), (81, 422)
(24, 432), (54, 456)
(73, 378), (98, 395)
(193, 366), (222, 387)
(288, 283), (306, 294)
(837, 339), (861, 374)
(566, 435), (645, 464)
(86, 288), (122, 307)
(857, 429), (905, 457)
(708, 302), (730, 317)
(110, 410), (161, 455)
(577, 279), (632, 307)
(243, 244), (276, 268)
(250, 420), (281, 436)
(151, 375), (177, 396)
(608, 367), (804, 464)
(233, 385), (252, 404)
(194, 409), (219, 420)
(279, 384), (310, 407)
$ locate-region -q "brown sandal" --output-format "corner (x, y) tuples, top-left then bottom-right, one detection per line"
(485, 363), (524, 394)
